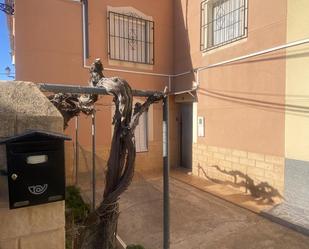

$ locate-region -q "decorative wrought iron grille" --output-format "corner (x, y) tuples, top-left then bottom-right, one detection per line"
(108, 11), (154, 65)
(201, 0), (248, 51)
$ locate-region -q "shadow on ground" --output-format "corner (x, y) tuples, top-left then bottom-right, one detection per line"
(197, 164), (283, 205)
(117, 174), (309, 249)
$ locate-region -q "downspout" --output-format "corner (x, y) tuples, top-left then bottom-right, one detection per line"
(194, 68), (200, 90)
(168, 76), (172, 91)
(82, 0), (90, 68)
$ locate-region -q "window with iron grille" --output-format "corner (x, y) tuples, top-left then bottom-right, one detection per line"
(201, 0), (248, 51)
(108, 11), (154, 65)
(134, 111), (148, 152)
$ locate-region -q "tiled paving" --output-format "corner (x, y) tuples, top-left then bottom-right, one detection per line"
(263, 159), (309, 235)
(265, 203), (309, 235)
(284, 159), (309, 209)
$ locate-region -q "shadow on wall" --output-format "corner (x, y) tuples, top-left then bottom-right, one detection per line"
(78, 145), (108, 173)
(199, 88), (309, 118)
(197, 164), (283, 204)
(172, 0), (195, 92)
(73, 145), (108, 193)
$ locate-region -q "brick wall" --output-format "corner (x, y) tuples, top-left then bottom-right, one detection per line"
(192, 144), (285, 202)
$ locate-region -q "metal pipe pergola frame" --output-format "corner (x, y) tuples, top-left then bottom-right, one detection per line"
(39, 82), (170, 249)
(38, 83), (164, 97)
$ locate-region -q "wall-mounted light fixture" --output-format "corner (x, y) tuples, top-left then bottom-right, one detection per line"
(0, 3), (14, 15)
(4, 66), (15, 78)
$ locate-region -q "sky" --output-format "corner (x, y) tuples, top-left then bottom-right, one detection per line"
(0, 0), (15, 80)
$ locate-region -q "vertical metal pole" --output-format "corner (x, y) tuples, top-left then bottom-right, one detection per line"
(163, 96), (170, 249)
(196, 69), (200, 87)
(168, 76), (172, 92)
(75, 116), (79, 185)
(91, 112), (96, 210)
(82, 0), (89, 59)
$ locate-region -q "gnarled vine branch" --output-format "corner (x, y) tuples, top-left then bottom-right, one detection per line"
(48, 58), (165, 249)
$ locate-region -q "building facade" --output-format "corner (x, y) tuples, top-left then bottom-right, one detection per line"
(10, 0), (175, 180)
(172, 0), (309, 229)
(8, 0), (309, 227)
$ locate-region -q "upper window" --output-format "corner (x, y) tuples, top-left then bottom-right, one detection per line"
(108, 11), (154, 65)
(201, 0), (248, 51)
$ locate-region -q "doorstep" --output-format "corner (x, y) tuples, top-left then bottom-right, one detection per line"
(170, 167), (276, 214)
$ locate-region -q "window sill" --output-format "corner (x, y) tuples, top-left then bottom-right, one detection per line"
(202, 36), (248, 56)
(136, 150), (149, 154)
(108, 59), (154, 71)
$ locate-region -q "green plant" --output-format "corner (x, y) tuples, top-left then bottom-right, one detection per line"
(126, 245), (146, 249)
(65, 186), (90, 249)
(65, 186), (90, 222)
(65, 237), (72, 249)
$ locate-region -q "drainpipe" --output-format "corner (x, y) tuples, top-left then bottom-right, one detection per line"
(82, 0), (90, 68)
(194, 68), (200, 90)
(168, 76), (172, 91)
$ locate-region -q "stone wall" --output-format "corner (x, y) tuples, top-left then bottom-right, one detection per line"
(0, 81), (65, 249)
(192, 143), (285, 202)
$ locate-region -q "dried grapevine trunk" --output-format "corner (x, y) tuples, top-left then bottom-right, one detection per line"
(49, 59), (164, 249)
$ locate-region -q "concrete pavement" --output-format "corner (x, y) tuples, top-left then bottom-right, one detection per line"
(117, 175), (309, 249)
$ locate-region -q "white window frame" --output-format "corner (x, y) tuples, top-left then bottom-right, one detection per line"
(134, 111), (148, 153)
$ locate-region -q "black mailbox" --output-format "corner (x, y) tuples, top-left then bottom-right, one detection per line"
(0, 130), (71, 209)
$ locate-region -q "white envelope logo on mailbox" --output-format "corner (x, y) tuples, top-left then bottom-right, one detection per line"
(28, 184), (48, 195)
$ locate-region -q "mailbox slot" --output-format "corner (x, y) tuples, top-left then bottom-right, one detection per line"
(27, 155), (48, 164)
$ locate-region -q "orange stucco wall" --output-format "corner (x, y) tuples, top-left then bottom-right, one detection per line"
(14, 0), (290, 176)
(174, 0), (287, 157)
(14, 0), (175, 174)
